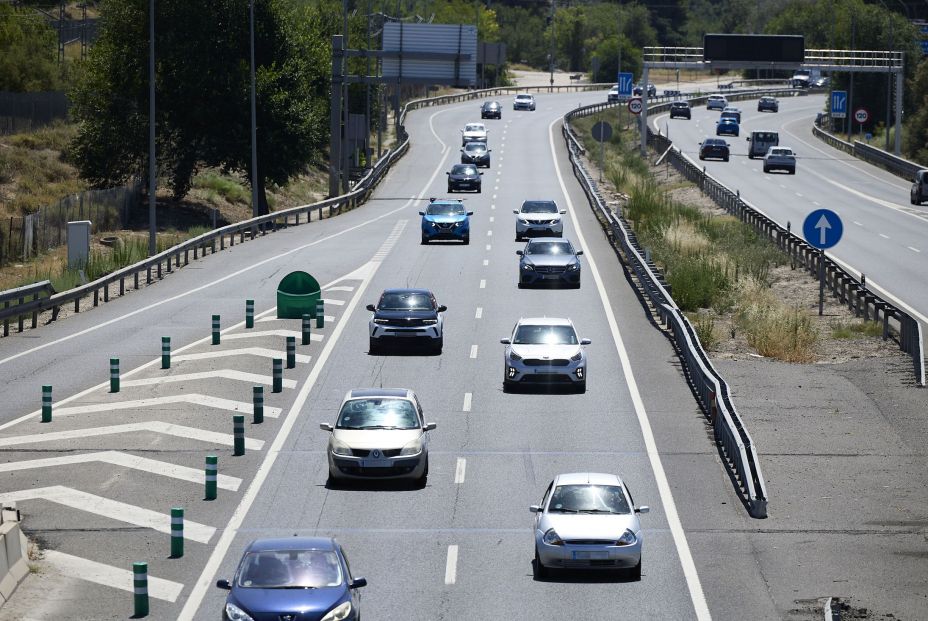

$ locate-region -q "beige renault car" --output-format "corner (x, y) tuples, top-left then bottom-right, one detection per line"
(321, 389), (436, 487)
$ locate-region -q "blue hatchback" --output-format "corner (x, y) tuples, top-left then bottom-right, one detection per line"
(716, 118), (740, 137)
(419, 198), (472, 245)
(217, 537), (367, 621)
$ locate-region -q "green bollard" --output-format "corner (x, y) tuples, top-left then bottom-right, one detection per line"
(133, 562), (149, 617)
(302, 313), (311, 345)
(110, 358), (120, 393)
(170, 508), (184, 558)
(212, 315), (221, 345)
(205, 455), (218, 500)
(161, 337), (171, 369)
(245, 299), (254, 329)
(41, 385), (52, 423)
(272, 358), (283, 393)
(315, 300), (325, 329)
(233, 415), (245, 456)
(286, 336), (296, 369)
(253, 386), (264, 424)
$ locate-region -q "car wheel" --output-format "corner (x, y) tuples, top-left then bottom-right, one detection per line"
(576, 380), (587, 394)
(447, 186), (454, 193)
(628, 559), (641, 581)
(518, 280), (526, 289)
(503, 378), (515, 393)
(326, 470), (341, 488)
(763, 165), (769, 173)
(421, 235), (429, 245)
(369, 337), (380, 355)
(534, 549), (548, 579)
(789, 168), (796, 175)
(723, 155), (729, 162)
(698, 155), (705, 161)
(433, 337), (443, 354)
(462, 234), (469, 245)
(416, 458), (429, 488)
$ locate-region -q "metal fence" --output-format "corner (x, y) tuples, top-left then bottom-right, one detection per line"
(813, 114), (923, 180)
(0, 91), (69, 135)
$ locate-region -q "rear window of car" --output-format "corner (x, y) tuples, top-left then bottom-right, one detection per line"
(753, 132), (778, 142)
(704, 139), (725, 146)
(672, 102), (688, 108)
(464, 143), (486, 152)
(464, 124), (484, 132)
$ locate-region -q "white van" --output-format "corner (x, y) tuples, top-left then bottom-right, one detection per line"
(747, 130), (779, 159)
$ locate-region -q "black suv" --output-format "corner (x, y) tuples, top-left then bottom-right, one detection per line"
(366, 288), (446, 354)
(447, 164), (482, 193)
(481, 101), (501, 119)
(699, 138), (730, 162)
(669, 101), (691, 119)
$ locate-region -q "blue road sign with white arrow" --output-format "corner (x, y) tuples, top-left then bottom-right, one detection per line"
(803, 209), (843, 250)
(831, 90), (847, 119)
(618, 72), (633, 97)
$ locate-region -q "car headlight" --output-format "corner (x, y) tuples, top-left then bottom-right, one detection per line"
(570, 351), (583, 362)
(431, 222), (440, 228)
(509, 350), (522, 361)
(330, 437), (352, 456)
(399, 437), (423, 456)
(421, 318), (438, 324)
(453, 221), (462, 227)
(521, 263), (534, 271)
(373, 318), (389, 324)
(567, 262), (579, 271)
(518, 217), (530, 224)
(616, 529), (638, 546)
(321, 601), (353, 621)
(225, 603), (255, 621)
(551, 217), (560, 224)
(542, 528), (564, 546)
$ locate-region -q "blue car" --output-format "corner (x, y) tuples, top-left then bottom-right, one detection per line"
(419, 198), (472, 244)
(217, 537), (367, 621)
(716, 118), (740, 137)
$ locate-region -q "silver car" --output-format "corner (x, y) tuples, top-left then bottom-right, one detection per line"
(531, 472), (649, 580)
(513, 93), (536, 111)
(460, 122), (488, 145)
(516, 238), (582, 288)
(320, 389), (436, 487)
(514, 200), (566, 240)
(763, 146), (796, 174)
(501, 317), (590, 392)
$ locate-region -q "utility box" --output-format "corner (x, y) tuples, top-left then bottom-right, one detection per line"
(277, 271), (322, 319)
(67, 221), (91, 269)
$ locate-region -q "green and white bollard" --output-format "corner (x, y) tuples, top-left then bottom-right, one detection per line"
(41, 385), (52, 423)
(286, 336), (296, 369)
(302, 313), (311, 345)
(315, 300), (325, 329)
(272, 358), (283, 393)
(161, 337), (171, 369)
(110, 358), (120, 393)
(133, 562), (149, 617)
(233, 415), (245, 456)
(170, 508), (184, 558)
(212, 315), (221, 345)
(205, 455), (218, 500)
(245, 299), (254, 329)
(253, 386), (264, 424)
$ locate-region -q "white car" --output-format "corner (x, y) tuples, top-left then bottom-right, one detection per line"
(513, 93), (536, 111)
(501, 317), (590, 393)
(531, 472), (649, 579)
(514, 199), (566, 240)
(607, 86), (620, 103)
(763, 146), (796, 174)
(706, 94), (728, 111)
(460, 122), (488, 145)
(320, 388), (436, 486)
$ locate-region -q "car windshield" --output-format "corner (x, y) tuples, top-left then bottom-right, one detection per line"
(464, 143), (486, 153)
(520, 201), (557, 214)
(513, 324), (578, 345)
(237, 550), (343, 589)
(526, 241), (573, 255)
(378, 292), (433, 310)
(548, 484), (631, 514)
(451, 165), (477, 175)
(483, 102), (498, 108)
(464, 124), (484, 132)
(426, 203), (465, 216)
(753, 132), (778, 142)
(336, 398), (420, 430)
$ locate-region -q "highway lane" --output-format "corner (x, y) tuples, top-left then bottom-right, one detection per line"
(652, 92), (928, 323)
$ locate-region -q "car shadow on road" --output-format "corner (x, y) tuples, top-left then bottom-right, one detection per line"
(368, 345), (441, 357)
(503, 383), (583, 395)
(530, 561), (638, 584)
(324, 478), (423, 492)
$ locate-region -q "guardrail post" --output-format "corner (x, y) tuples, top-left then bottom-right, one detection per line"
(315, 300), (325, 328)
(170, 508), (184, 558)
(161, 337), (170, 369)
(245, 299), (254, 329)
(272, 358), (283, 393)
(205, 455), (218, 500)
(212, 315), (220, 345)
(133, 562), (149, 617)
(253, 386), (264, 424)
(42, 385), (52, 423)
(110, 358), (120, 393)
(286, 336), (296, 368)
(233, 415), (245, 455)
(708, 390), (717, 425)
(302, 313), (311, 345)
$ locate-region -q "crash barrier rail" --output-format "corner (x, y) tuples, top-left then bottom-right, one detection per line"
(1, 280), (56, 337)
(813, 114), (923, 180)
(562, 97), (769, 518)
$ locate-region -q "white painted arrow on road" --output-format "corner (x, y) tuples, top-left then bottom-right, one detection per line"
(0, 421), (264, 450)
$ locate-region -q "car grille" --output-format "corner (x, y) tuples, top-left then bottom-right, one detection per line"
(534, 265), (566, 274)
(522, 359), (570, 367)
(380, 317), (431, 326)
(349, 448), (402, 457)
(527, 219), (557, 225)
(564, 539), (615, 545)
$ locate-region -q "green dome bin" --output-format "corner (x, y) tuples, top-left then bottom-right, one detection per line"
(277, 271), (322, 319)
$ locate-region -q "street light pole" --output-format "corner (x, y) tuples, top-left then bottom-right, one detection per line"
(548, 0), (555, 88)
(148, 0), (156, 256)
(250, 0), (260, 217)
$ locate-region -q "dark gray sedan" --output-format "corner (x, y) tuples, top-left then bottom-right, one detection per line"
(461, 142), (491, 167)
(447, 164), (482, 192)
(517, 238), (582, 288)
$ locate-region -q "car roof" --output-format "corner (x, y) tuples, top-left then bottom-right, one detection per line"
(516, 93), (533, 97)
(347, 388), (413, 399)
(381, 288), (432, 295)
(517, 317), (572, 327)
(246, 537), (337, 552)
(554, 472), (622, 486)
(704, 138), (726, 144)
(526, 237), (570, 243)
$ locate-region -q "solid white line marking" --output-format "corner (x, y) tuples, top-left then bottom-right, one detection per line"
(454, 458), (466, 484)
(879, 233), (890, 239)
(479, 280), (486, 289)
(483, 259), (489, 266)
(475, 307), (483, 319)
(469, 345), (478, 359)
(908, 246), (921, 253)
(122, 370), (297, 390)
(0, 486), (215, 543)
(52, 394), (282, 419)
(462, 393), (472, 412)
(795, 192), (803, 198)
(548, 117), (711, 620)
(444, 545), (459, 585)
(492, 194), (497, 199)
(0, 451), (241, 490)
(44, 550), (184, 602)
(813, 201), (821, 206)
(0, 421), (264, 450)
(174, 348), (312, 364)
(491, 204), (495, 210)
(225, 329), (322, 343)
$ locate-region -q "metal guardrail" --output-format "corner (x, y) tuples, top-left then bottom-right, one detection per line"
(562, 98), (769, 518)
(813, 115), (922, 180)
(1, 280), (56, 336)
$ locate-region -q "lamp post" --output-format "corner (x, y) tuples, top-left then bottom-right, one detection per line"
(250, 0), (260, 217)
(548, 0), (555, 88)
(148, 0), (156, 256)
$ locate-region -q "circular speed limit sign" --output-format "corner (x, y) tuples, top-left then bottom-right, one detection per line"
(854, 108), (869, 124)
(628, 97), (643, 115)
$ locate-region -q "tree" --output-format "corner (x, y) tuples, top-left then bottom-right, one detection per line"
(0, 5), (61, 92)
(903, 57), (928, 164)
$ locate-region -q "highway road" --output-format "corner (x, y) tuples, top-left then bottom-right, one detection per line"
(2, 87), (920, 620)
(652, 91), (928, 326)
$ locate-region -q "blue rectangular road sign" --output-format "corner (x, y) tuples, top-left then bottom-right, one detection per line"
(618, 72), (634, 96)
(831, 90), (847, 119)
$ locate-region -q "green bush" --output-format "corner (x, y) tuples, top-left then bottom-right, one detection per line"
(192, 172), (250, 205)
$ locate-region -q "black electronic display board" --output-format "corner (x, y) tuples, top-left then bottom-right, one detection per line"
(703, 34), (805, 63)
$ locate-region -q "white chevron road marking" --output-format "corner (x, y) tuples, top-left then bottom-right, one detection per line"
(44, 550), (184, 602)
(224, 329), (322, 342)
(173, 347), (312, 365)
(51, 394), (282, 419)
(121, 370), (296, 389)
(0, 421), (264, 450)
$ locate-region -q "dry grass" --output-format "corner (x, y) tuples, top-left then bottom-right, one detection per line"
(664, 219), (710, 254)
(735, 281), (818, 362)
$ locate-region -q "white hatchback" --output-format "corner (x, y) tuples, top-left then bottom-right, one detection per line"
(706, 94), (728, 110)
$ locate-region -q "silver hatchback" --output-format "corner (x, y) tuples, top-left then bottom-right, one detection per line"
(501, 317), (589, 392)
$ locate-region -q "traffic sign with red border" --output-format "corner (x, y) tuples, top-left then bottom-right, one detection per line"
(628, 97), (643, 115)
(854, 107), (870, 124)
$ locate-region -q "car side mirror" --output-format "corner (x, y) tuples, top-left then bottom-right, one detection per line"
(500, 338), (511, 344)
(513, 210), (520, 214)
(580, 338), (591, 345)
(479, 172), (484, 176)
(319, 423), (334, 432)
(446, 172), (450, 175)
(576, 250), (584, 256)
(746, 137), (750, 141)
(460, 149), (464, 152)
(216, 579), (232, 590)
(366, 304), (376, 312)
(516, 250), (524, 256)
(488, 149), (492, 152)
(437, 305), (447, 312)
(424, 422), (437, 431)
(350, 577), (368, 589)
(418, 211), (425, 216)
(559, 210), (566, 214)
(635, 505), (650, 514)
(529, 505), (541, 513)
(466, 211), (474, 216)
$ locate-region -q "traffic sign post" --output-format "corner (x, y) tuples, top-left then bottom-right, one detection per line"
(830, 91), (847, 119)
(617, 72), (633, 97)
(591, 121), (613, 182)
(803, 209), (844, 315)
(627, 97), (643, 115)
(854, 107), (869, 137)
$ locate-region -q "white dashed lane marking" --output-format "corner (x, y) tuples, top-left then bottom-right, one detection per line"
(483, 259), (489, 266)
(479, 279), (486, 289)
(445, 545), (459, 585)
(879, 233), (890, 239)
(454, 458), (467, 484)
(475, 307), (483, 319)
(908, 246), (921, 253)
(462, 393), (472, 412)
(854, 221), (863, 226)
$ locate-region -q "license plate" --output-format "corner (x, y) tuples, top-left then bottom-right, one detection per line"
(395, 331), (418, 337)
(360, 459), (390, 468)
(542, 274), (561, 279)
(572, 550), (610, 560)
